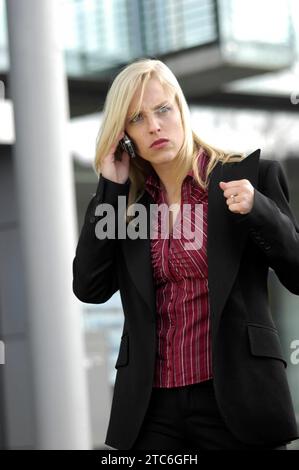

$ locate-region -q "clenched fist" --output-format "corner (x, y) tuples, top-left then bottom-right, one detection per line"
(219, 179), (254, 215)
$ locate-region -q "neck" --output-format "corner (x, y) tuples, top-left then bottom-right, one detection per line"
(151, 161), (182, 199)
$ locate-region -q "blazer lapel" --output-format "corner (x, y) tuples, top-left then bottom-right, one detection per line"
(207, 149), (260, 345)
(122, 149), (261, 329)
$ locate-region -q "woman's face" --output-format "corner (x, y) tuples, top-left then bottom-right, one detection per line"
(125, 78), (184, 169)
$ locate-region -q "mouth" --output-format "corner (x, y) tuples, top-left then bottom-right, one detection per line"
(150, 138), (169, 149)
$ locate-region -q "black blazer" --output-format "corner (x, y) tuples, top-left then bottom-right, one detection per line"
(73, 149), (299, 450)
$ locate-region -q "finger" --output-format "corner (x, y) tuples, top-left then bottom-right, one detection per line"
(117, 131), (125, 141)
(223, 189), (243, 199)
(226, 195), (240, 206)
(220, 179), (247, 186)
(228, 202), (242, 213)
(110, 132), (125, 153)
(219, 180), (245, 190)
(219, 184), (242, 197)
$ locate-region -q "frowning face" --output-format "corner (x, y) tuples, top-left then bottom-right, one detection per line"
(125, 78), (184, 172)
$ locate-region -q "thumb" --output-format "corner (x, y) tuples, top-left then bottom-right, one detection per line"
(219, 181), (227, 190)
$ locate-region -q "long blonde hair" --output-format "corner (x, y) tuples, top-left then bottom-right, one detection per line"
(94, 59), (244, 215)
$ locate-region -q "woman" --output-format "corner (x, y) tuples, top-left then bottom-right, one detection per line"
(73, 59), (299, 450)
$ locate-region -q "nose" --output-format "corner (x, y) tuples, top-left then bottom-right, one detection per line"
(147, 114), (161, 134)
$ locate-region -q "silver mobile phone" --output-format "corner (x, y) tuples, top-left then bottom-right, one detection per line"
(115, 133), (137, 160)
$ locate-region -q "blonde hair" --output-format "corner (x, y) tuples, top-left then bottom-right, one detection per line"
(94, 59), (245, 218)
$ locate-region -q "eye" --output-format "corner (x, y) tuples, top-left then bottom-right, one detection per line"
(130, 113), (143, 123)
(159, 106), (171, 113)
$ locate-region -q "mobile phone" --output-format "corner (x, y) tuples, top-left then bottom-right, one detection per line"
(115, 133), (137, 160)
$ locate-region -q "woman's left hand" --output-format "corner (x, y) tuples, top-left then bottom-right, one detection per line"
(219, 180), (254, 215)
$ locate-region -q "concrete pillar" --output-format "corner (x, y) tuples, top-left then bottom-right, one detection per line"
(5, 0), (91, 449)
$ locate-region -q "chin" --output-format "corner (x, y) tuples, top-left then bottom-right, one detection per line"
(158, 153), (177, 163)
(146, 151), (177, 166)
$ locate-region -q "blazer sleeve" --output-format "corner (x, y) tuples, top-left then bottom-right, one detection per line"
(72, 175), (130, 303)
(235, 160), (299, 295)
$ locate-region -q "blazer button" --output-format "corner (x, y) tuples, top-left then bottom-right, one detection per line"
(90, 216), (96, 223)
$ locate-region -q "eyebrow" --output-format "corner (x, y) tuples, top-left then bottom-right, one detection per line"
(152, 101), (169, 110)
(128, 101), (169, 120)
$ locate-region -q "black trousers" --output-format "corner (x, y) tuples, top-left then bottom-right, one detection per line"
(131, 379), (287, 450)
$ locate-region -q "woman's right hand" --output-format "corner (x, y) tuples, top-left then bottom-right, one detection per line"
(100, 132), (131, 184)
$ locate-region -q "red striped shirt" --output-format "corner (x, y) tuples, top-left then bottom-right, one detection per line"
(145, 150), (212, 388)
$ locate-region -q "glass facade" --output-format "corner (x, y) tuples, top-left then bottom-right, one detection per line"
(138, 0), (218, 55)
(61, 0), (132, 75)
(61, 0), (219, 76)
(1, 0), (295, 77)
